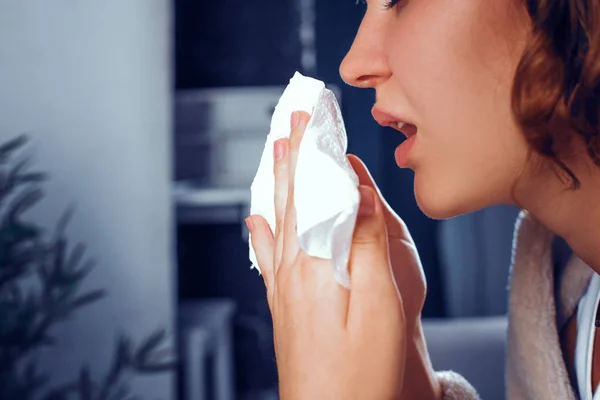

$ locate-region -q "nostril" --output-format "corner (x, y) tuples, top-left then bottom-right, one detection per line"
(358, 75), (376, 86)
(349, 74), (377, 89)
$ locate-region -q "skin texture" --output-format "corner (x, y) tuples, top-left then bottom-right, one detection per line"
(248, 0), (600, 398)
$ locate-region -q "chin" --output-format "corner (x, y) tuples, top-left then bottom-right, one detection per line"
(413, 174), (488, 220)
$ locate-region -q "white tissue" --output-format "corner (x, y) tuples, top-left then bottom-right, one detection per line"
(248, 72), (360, 289)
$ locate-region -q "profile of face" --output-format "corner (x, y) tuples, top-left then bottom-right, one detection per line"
(340, 0), (537, 219)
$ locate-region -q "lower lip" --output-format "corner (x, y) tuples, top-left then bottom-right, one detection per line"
(395, 136), (416, 167)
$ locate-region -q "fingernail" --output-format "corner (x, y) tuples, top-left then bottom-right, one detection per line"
(274, 139), (286, 161)
(290, 111), (300, 130)
(358, 186), (375, 217)
(245, 217), (255, 232)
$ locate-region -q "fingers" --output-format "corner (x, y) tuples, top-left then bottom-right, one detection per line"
(273, 138), (290, 274)
(282, 111), (311, 262)
(247, 215), (275, 308)
(347, 185), (397, 325)
(347, 154), (407, 239)
(265, 110), (352, 323)
(347, 154), (391, 212)
(273, 140), (290, 227)
(350, 185), (391, 278)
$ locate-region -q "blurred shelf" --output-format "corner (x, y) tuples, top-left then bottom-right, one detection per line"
(173, 182), (251, 239)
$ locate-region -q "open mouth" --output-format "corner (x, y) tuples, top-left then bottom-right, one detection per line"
(391, 121), (417, 138)
(371, 106), (418, 139)
(393, 122), (417, 167)
(390, 122), (417, 138)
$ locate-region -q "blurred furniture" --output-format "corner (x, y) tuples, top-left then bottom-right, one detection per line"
(174, 87), (282, 189)
(173, 84), (340, 232)
(438, 205), (521, 317)
(179, 300), (237, 400)
(430, 206), (518, 399)
(423, 316), (507, 400)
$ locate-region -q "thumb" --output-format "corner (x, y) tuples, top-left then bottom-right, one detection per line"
(347, 185), (395, 328)
(349, 185), (391, 283)
(348, 154), (406, 239)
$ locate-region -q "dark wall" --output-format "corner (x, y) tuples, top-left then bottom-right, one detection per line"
(175, 0), (302, 88)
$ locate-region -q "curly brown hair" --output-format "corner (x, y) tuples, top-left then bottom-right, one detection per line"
(512, 0), (600, 189)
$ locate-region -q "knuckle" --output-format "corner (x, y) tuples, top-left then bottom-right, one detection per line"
(274, 189), (287, 211)
(275, 262), (290, 286)
(353, 230), (385, 246)
(289, 129), (304, 149)
(275, 217), (285, 233)
(351, 234), (372, 246)
(274, 156), (288, 175)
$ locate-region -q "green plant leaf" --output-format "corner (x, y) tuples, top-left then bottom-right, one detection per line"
(7, 187), (44, 221)
(19, 172), (47, 182)
(0, 221), (39, 247)
(116, 334), (133, 367)
(11, 242), (39, 270)
(134, 361), (178, 374)
(98, 335), (132, 400)
(7, 157), (31, 187)
(133, 328), (166, 367)
(0, 135), (175, 400)
(54, 206), (75, 241)
(67, 243), (86, 273)
(1, 154), (47, 192)
(50, 238), (66, 280)
(0, 135), (28, 163)
(73, 259), (96, 282)
(69, 289), (106, 311)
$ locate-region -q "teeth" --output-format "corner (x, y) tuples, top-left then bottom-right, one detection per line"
(396, 122), (405, 130)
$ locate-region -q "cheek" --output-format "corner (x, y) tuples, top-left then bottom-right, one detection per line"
(384, 2), (530, 216)
(386, 3), (483, 107)
(412, 125), (530, 218)
(385, 0), (525, 146)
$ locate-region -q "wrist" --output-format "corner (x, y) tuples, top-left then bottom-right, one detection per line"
(401, 320), (442, 400)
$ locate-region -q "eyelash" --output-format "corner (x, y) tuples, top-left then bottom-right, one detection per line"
(384, 0), (399, 9)
(384, 0), (408, 10)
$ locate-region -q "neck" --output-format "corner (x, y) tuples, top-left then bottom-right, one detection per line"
(517, 153), (600, 274)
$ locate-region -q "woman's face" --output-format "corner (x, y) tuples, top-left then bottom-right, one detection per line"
(340, 0), (534, 219)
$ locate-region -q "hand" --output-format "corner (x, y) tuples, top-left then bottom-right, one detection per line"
(346, 155), (426, 327)
(247, 111), (406, 400)
(347, 155), (441, 400)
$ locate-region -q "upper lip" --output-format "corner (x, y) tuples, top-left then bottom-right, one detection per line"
(371, 105), (417, 137)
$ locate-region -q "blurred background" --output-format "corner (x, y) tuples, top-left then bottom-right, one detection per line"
(0, 1), (527, 399)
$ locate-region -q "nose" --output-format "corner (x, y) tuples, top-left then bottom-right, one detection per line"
(339, 11), (392, 89)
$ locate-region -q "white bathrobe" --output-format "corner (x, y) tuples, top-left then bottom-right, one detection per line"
(436, 211), (593, 399)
